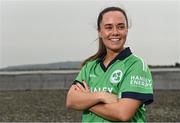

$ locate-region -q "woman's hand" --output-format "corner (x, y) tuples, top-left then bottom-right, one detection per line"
(74, 80), (118, 104)
(74, 80), (90, 93)
(67, 80), (105, 110)
(67, 80), (118, 111)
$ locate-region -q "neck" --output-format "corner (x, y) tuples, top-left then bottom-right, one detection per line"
(103, 48), (124, 67)
(105, 48), (124, 61)
(105, 51), (118, 61)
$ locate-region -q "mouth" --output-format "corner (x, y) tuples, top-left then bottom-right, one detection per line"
(109, 38), (121, 42)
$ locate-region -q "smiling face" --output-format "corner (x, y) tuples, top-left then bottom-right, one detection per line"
(98, 11), (128, 53)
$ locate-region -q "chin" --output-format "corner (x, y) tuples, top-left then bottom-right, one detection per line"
(109, 47), (123, 53)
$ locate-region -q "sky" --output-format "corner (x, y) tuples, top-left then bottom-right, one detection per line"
(0, 0), (180, 68)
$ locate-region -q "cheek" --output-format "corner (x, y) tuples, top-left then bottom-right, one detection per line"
(102, 38), (110, 47)
(99, 30), (109, 38)
(122, 30), (128, 37)
(122, 33), (127, 39)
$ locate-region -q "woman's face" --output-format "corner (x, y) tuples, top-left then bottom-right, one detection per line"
(99, 11), (128, 53)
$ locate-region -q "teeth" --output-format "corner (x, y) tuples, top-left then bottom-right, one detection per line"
(110, 39), (120, 41)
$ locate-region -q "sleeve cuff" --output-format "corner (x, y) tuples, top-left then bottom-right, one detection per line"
(121, 92), (153, 105)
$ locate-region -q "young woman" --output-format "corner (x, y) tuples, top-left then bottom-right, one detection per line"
(66, 6), (153, 122)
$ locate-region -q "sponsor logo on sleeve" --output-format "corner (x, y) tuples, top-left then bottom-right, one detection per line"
(130, 75), (152, 88)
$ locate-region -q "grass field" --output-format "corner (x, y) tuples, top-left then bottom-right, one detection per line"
(0, 89), (179, 122)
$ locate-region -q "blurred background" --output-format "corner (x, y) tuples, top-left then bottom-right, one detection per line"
(0, 0), (179, 68)
(0, 0), (180, 122)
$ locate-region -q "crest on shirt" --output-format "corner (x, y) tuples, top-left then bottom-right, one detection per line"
(110, 70), (123, 84)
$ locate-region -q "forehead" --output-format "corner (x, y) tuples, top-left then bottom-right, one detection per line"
(101, 11), (126, 25)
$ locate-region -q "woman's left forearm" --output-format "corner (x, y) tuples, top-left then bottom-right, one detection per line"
(89, 98), (141, 121)
(89, 102), (122, 121)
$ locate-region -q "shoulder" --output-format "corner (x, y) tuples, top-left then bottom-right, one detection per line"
(81, 59), (98, 71)
(126, 55), (147, 67)
(83, 59), (97, 67)
(124, 55), (149, 72)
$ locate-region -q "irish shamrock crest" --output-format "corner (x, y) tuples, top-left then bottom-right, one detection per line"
(110, 70), (123, 84)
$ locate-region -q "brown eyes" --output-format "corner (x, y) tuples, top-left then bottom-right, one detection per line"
(104, 25), (126, 30)
(105, 26), (113, 30)
(118, 25), (126, 30)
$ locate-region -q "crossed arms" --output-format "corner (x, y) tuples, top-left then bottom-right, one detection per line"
(66, 81), (141, 121)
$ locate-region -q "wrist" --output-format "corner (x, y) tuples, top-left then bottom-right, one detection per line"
(95, 91), (106, 102)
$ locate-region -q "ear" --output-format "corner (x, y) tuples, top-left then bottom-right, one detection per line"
(126, 28), (128, 34)
(125, 28), (128, 33)
(98, 31), (102, 38)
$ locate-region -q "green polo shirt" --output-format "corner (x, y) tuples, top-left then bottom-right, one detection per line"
(74, 47), (153, 122)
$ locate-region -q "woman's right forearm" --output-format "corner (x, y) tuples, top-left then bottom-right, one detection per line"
(66, 86), (102, 110)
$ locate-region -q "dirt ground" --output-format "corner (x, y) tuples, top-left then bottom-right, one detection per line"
(0, 89), (179, 122)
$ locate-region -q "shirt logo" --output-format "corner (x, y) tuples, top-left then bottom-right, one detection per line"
(110, 70), (123, 84)
(89, 74), (96, 78)
(130, 75), (152, 88)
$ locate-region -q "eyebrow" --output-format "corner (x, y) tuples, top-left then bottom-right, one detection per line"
(104, 23), (125, 26)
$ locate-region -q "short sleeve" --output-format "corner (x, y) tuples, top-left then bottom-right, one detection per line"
(73, 63), (88, 85)
(119, 59), (154, 105)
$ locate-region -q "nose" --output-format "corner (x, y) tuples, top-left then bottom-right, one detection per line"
(112, 27), (119, 35)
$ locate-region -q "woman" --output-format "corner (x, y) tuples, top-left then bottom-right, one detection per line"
(66, 6), (153, 122)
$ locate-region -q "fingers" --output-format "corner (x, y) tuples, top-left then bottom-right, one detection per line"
(76, 82), (86, 92)
(82, 80), (90, 92)
(74, 80), (90, 93)
(74, 85), (81, 91)
(73, 80), (90, 93)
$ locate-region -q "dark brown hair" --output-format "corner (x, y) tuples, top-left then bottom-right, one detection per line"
(81, 7), (128, 67)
